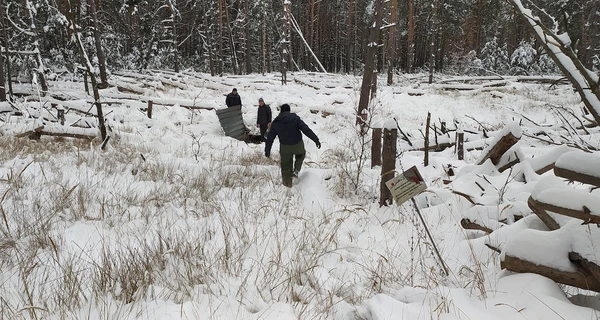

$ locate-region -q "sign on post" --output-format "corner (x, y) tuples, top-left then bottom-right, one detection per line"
(385, 166), (427, 205)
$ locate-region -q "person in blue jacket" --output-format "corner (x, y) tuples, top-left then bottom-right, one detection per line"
(265, 104), (321, 187)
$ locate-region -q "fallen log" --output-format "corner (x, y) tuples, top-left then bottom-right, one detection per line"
(555, 166), (600, 188)
(527, 196), (561, 231)
(529, 194), (600, 224)
(501, 254), (600, 292)
(477, 126), (521, 165)
(460, 218), (493, 234)
(15, 126), (44, 139)
(294, 78), (320, 90)
(554, 152), (600, 187)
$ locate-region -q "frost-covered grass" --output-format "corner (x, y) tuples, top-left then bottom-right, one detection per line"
(0, 71), (599, 319)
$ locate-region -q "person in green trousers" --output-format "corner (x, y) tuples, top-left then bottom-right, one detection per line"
(265, 104), (321, 187)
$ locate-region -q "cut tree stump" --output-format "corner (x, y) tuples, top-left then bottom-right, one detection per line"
(460, 218), (493, 233)
(527, 196), (561, 231)
(501, 254), (600, 292)
(477, 131), (520, 165)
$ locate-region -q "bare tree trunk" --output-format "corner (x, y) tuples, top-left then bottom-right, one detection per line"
(261, 11), (266, 75)
(165, 0), (179, 72)
(428, 0), (438, 84)
(243, 0), (252, 74)
(0, 1), (11, 98)
(282, 1), (291, 85)
(218, 0), (224, 74)
(25, 0), (48, 93)
(224, 0), (238, 74)
(65, 0), (107, 142)
(88, 0), (108, 87)
(407, 0), (415, 73)
(387, 0), (398, 85)
(357, 0), (383, 124)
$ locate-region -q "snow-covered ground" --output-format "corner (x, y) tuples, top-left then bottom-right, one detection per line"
(0, 71), (599, 319)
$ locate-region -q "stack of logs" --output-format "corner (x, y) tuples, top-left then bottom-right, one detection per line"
(455, 123), (600, 292)
(502, 151), (600, 292)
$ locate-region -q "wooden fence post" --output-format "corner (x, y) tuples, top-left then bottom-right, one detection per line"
(457, 130), (464, 160)
(380, 127), (397, 207)
(424, 112), (431, 166)
(57, 106), (65, 125)
(441, 121), (447, 134)
(372, 127), (382, 168)
(83, 72), (89, 95)
(148, 100), (153, 119)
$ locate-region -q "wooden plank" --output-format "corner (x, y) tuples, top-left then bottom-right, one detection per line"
(529, 195), (600, 224)
(502, 254), (600, 292)
(554, 166), (600, 188)
(527, 196), (561, 231)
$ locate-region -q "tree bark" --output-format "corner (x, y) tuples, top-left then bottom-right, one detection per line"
(428, 0), (438, 84)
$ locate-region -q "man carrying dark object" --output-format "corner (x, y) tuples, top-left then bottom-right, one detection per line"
(265, 104), (321, 187)
(257, 98), (272, 142)
(225, 88), (242, 107)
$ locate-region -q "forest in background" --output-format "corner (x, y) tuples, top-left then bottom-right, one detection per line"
(2, 0), (599, 83)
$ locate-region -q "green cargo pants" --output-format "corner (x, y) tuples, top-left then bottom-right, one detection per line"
(279, 140), (306, 187)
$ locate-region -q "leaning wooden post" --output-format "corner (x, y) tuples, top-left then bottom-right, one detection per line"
(424, 112), (431, 166)
(457, 130), (464, 160)
(147, 100), (153, 119)
(441, 121), (447, 134)
(380, 124), (397, 206)
(372, 126), (382, 168)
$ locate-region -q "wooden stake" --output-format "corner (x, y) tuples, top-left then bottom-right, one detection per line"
(372, 127), (382, 167)
(380, 127), (397, 206)
(148, 100), (153, 119)
(457, 131), (464, 160)
(424, 112), (431, 166)
(412, 198), (449, 276)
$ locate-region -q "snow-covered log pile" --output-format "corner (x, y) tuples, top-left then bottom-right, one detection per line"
(500, 151), (600, 291)
(455, 125), (600, 292)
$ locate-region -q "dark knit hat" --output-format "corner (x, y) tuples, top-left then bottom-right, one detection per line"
(280, 104), (290, 112)
(258, 97), (264, 102)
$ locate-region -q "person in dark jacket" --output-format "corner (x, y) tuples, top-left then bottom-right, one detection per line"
(256, 98), (272, 142)
(265, 104), (321, 187)
(225, 88), (242, 107)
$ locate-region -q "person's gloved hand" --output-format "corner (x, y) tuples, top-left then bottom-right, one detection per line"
(265, 151), (270, 158)
(316, 141), (321, 149)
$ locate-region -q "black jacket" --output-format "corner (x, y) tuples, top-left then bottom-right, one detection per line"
(226, 93), (242, 107)
(257, 104), (272, 125)
(265, 112), (319, 154)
